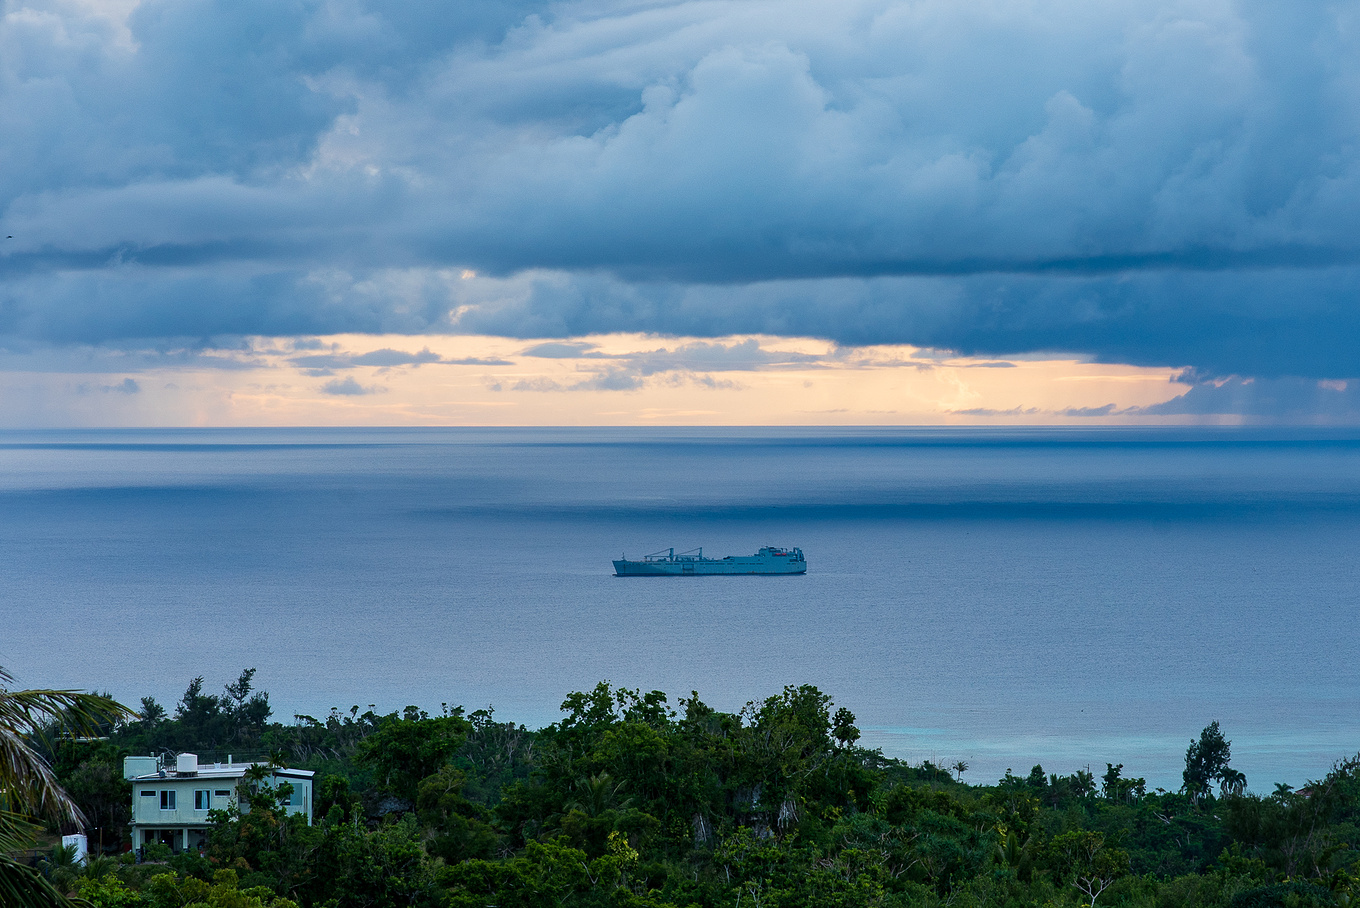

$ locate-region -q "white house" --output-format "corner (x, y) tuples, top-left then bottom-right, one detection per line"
(124, 753), (314, 853)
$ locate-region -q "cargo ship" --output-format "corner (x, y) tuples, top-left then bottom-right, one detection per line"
(613, 546), (806, 576)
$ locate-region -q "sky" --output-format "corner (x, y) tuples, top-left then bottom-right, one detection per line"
(2, 0), (1359, 425)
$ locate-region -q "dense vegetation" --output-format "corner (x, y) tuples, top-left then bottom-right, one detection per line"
(28, 671), (1360, 908)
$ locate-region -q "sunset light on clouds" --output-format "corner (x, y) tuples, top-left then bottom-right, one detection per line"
(0, 332), (1197, 426)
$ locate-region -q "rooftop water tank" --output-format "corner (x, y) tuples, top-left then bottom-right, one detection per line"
(176, 753), (198, 774)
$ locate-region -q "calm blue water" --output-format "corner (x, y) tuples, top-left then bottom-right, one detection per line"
(3, 427), (1359, 791)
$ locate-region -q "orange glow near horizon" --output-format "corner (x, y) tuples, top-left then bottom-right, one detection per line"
(0, 333), (1197, 427)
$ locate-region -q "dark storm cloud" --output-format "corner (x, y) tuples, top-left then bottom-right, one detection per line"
(320, 376), (383, 395)
(951, 407), (1042, 417)
(1138, 375), (1360, 421)
(290, 347), (511, 369)
(451, 269), (1360, 379)
(1059, 404), (1121, 417)
(621, 339), (824, 375)
(73, 377), (140, 395)
(493, 338), (806, 392)
(952, 374), (1360, 421)
(2, 0), (1360, 382)
(520, 342), (603, 359)
(520, 337), (820, 371)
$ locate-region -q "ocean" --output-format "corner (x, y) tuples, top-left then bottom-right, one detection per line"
(3, 426), (1358, 791)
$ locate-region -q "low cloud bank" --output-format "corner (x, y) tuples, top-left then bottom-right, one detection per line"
(1, 0), (1358, 387)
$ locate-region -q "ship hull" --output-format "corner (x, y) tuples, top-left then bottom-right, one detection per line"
(613, 548), (807, 576)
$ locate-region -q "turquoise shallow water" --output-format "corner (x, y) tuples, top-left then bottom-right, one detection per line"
(2, 426), (1358, 790)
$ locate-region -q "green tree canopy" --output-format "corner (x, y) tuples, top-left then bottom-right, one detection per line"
(1184, 721), (1237, 801)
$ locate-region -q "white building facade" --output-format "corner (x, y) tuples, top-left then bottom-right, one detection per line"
(124, 753), (314, 853)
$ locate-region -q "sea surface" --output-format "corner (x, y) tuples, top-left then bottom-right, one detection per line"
(3, 426), (1359, 791)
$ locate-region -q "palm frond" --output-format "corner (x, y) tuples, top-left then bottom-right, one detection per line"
(0, 858), (70, 908)
(0, 668), (129, 908)
(0, 669), (133, 828)
(0, 727), (84, 827)
(0, 810), (44, 855)
(0, 681), (131, 740)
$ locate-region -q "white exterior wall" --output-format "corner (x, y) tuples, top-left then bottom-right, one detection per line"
(128, 763), (314, 851)
(129, 778), (237, 827)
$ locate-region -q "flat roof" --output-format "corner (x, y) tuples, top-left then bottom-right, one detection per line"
(130, 765), (314, 782)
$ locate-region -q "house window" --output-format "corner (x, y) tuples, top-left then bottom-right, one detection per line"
(140, 790), (156, 797)
(195, 790), (211, 810)
(160, 790), (176, 810)
(214, 789), (231, 798)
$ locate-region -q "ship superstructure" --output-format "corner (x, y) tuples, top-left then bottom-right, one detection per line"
(613, 546), (806, 576)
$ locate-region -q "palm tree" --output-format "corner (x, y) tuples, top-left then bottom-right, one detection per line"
(567, 772), (631, 818)
(1218, 768), (1247, 798)
(0, 666), (131, 908)
(36, 844), (80, 894)
(81, 854), (117, 883)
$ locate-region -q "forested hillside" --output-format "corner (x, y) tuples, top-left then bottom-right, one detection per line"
(36, 671), (1360, 908)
